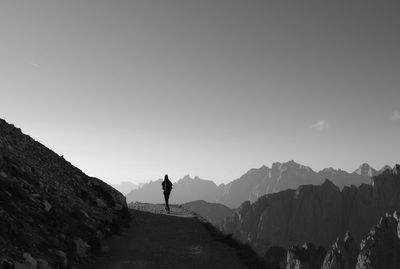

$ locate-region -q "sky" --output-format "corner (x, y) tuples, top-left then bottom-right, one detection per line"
(1, 1), (399, 185)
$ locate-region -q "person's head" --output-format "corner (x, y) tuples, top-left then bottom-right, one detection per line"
(164, 174), (169, 181)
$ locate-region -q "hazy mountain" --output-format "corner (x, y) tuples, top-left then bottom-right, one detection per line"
(126, 161), (388, 208)
(111, 181), (139, 195)
(0, 119), (129, 267)
(221, 165), (400, 256)
(218, 161), (324, 208)
(126, 175), (221, 204)
(218, 161), (385, 208)
(318, 166), (371, 189)
(181, 200), (234, 225)
(353, 163), (379, 177)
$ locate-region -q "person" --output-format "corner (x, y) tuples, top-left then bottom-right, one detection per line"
(161, 174), (173, 213)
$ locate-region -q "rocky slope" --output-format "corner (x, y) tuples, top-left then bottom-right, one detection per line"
(221, 165), (400, 257)
(320, 212), (400, 269)
(126, 175), (222, 204)
(0, 119), (130, 268)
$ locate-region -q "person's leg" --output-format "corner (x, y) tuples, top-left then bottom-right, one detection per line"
(165, 191), (170, 212)
(163, 191), (169, 212)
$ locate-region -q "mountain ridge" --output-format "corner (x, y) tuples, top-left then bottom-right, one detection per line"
(126, 160), (390, 208)
(220, 165), (400, 256)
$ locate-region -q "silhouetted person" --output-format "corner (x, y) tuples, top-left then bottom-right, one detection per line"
(162, 174), (173, 213)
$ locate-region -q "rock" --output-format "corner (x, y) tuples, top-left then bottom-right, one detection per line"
(264, 246), (286, 269)
(355, 214), (400, 269)
(114, 204), (123, 211)
(100, 243), (110, 254)
(0, 171), (7, 178)
(22, 253), (37, 269)
(36, 259), (50, 269)
(1, 259), (13, 269)
(322, 232), (358, 269)
(80, 210), (89, 218)
(96, 198), (107, 208)
(74, 238), (90, 257)
(53, 250), (67, 269)
(42, 200), (52, 212)
(14, 262), (26, 269)
(286, 243), (326, 269)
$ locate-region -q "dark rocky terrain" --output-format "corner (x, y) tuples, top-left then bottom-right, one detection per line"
(221, 166), (400, 267)
(181, 200), (234, 225)
(0, 119), (130, 268)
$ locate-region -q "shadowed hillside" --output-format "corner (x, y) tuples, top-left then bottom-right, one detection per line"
(0, 119), (130, 268)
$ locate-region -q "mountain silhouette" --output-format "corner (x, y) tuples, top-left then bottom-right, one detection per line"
(126, 160), (387, 208)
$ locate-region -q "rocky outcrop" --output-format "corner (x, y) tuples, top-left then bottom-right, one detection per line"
(286, 243), (326, 269)
(322, 232), (358, 269)
(355, 213), (400, 269)
(221, 167), (400, 256)
(264, 246), (286, 269)
(0, 119), (130, 268)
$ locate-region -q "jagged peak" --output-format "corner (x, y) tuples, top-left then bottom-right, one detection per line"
(354, 163), (377, 177)
(393, 164), (400, 175)
(319, 167), (338, 174)
(321, 178), (338, 189)
(379, 165), (392, 173)
(271, 160), (313, 172)
(181, 174), (192, 180)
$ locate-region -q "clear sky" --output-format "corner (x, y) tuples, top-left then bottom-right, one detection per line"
(1, 1), (399, 184)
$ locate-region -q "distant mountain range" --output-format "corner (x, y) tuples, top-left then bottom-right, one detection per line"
(221, 165), (400, 268)
(111, 181), (141, 195)
(126, 175), (221, 204)
(126, 161), (390, 208)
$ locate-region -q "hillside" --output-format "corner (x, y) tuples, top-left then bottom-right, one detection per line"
(0, 119), (130, 268)
(181, 200), (234, 225)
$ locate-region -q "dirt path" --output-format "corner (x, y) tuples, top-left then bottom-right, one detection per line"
(82, 205), (248, 269)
